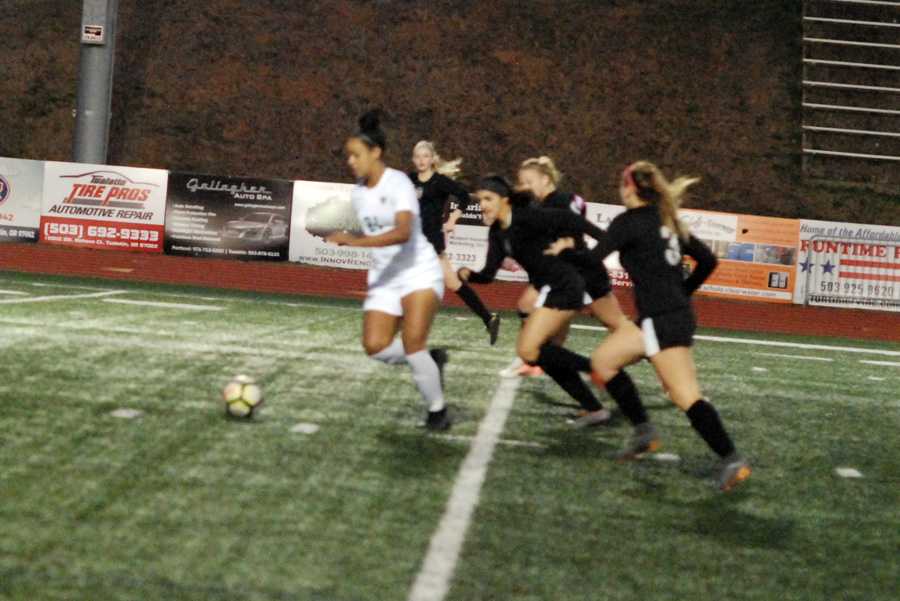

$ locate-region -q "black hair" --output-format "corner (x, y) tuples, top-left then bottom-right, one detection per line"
(476, 175), (512, 198)
(355, 110), (387, 150)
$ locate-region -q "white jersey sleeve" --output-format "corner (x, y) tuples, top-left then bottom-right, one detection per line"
(351, 168), (439, 286)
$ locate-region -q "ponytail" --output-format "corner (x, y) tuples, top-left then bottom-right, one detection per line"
(519, 156), (563, 187)
(626, 161), (698, 241)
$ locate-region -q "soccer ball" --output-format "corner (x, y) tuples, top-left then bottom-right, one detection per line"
(222, 375), (264, 418)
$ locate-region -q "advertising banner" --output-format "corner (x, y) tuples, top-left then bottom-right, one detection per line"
(796, 220), (900, 312)
(0, 157), (42, 243)
(165, 173), (292, 260)
(681, 210), (800, 303)
(41, 161), (168, 251)
(289, 180), (371, 269)
(289, 180), (529, 283)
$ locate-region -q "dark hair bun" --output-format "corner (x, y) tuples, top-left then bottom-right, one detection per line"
(359, 110), (382, 133)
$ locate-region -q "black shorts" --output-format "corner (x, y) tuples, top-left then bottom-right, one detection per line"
(638, 308), (696, 357)
(580, 265), (613, 302)
(534, 279), (589, 311)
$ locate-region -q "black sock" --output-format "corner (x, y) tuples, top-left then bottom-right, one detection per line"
(541, 363), (603, 412)
(536, 344), (591, 373)
(686, 399), (736, 458)
(606, 371), (648, 426)
(537, 345), (601, 412)
(517, 310), (529, 325)
(455, 283), (492, 326)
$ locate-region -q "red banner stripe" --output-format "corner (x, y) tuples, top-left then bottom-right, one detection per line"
(840, 258), (900, 270)
(839, 271), (900, 283)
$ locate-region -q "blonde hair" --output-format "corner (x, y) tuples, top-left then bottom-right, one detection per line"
(413, 140), (463, 179)
(625, 160), (699, 240)
(519, 156), (562, 187)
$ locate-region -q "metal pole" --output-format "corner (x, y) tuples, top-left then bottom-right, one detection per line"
(72, 0), (119, 164)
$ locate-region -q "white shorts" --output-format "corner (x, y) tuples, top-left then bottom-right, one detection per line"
(364, 270), (444, 316)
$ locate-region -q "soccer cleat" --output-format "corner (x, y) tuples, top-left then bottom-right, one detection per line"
(429, 348), (449, 390)
(616, 423), (661, 461)
(486, 313), (501, 346)
(569, 408), (612, 428)
(425, 407), (452, 431)
(716, 454), (752, 492)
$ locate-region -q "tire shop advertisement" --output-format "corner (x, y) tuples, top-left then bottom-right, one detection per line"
(165, 173), (292, 261)
(41, 161), (168, 251)
(0, 157), (43, 243)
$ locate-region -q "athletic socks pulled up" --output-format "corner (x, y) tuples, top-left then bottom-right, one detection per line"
(370, 338), (406, 365)
(686, 399), (736, 458)
(455, 283), (493, 327)
(537, 344), (602, 412)
(605, 371), (648, 426)
(406, 350), (445, 413)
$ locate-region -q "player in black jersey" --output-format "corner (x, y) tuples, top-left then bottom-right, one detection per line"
(515, 157), (644, 425)
(552, 161), (751, 491)
(457, 176), (612, 421)
(409, 141), (501, 345)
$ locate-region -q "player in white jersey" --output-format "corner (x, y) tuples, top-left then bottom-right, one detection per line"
(326, 111), (450, 431)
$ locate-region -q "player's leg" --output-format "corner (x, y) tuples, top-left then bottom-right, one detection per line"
(587, 292), (631, 332)
(512, 285), (543, 376)
(591, 324), (658, 458)
(363, 310), (404, 363)
(401, 286), (450, 430)
(442, 253), (500, 344)
(650, 347), (750, 490)
(517, 307), (608, 423)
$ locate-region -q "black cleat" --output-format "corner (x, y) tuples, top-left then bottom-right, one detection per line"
(429, 348), (449, 389)
(486, 313), (501, 346)
(426, 407), (452, 431)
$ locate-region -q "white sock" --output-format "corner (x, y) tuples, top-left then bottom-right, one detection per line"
(370, 338), (407, 365)
(405, 350), (445, 412)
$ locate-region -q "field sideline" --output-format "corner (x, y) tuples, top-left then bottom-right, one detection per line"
(1, 271), (897, 601)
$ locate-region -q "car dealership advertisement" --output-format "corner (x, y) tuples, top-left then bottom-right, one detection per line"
(0, 157), (42, 243)
(796, 219), (900, 312)
(165, 173), (292, 260)
(41, 161), (168, 251)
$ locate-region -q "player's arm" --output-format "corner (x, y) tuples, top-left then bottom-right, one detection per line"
(682, 235), (718, 295)
(441, 177), (469, 232)
(327, 211), (413, 247)
(459, 229), (505, 284)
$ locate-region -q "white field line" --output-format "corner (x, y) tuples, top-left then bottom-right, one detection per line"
(753, 352), (835, 362)
(437, 433), (545, 449)
(0, 290), (29, 296)
(102, 298), (224, 311)
(859, 360), (900, 367)
(408, 364), (522, 601)
(570, 323), (900, 357)
(0, 290), (126, 304)
(6, 276), (899, 355)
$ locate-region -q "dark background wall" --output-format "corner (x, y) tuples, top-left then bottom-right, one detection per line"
(1, 0), (897, 225)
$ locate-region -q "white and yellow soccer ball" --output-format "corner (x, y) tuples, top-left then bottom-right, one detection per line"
(222, 375), (264, 418)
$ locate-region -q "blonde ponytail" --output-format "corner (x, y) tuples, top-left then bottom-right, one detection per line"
(413, 140), (463, 180)
(628, 161), (699, 241)
(520, 156), (563, 187)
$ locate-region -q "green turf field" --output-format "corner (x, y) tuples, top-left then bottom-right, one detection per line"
(1, 272), (897, 601)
